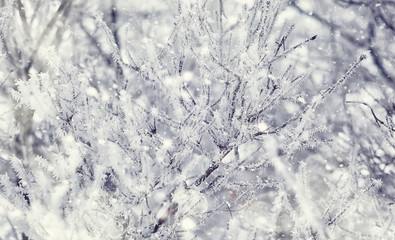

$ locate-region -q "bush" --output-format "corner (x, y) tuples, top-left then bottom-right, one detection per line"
(0, 0), (393, 239)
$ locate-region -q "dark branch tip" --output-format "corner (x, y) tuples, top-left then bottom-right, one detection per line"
(359, 54), (367, 61)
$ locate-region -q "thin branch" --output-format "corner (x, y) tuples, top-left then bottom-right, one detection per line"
(218, 0), (224, 62)
(0, 70), (13, 88)
(16, 0), (32, 39)
(194, 148), (232, 186)
(346, 101), (385, 126)
(264, 34), (317, 66)
(254, 54), (366, 137)
(25, 0), (72, 74)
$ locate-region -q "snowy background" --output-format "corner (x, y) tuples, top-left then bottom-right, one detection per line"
(0, 0), (394, 239)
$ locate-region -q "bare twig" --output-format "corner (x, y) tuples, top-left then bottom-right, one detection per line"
(345, 101), (385, 126)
